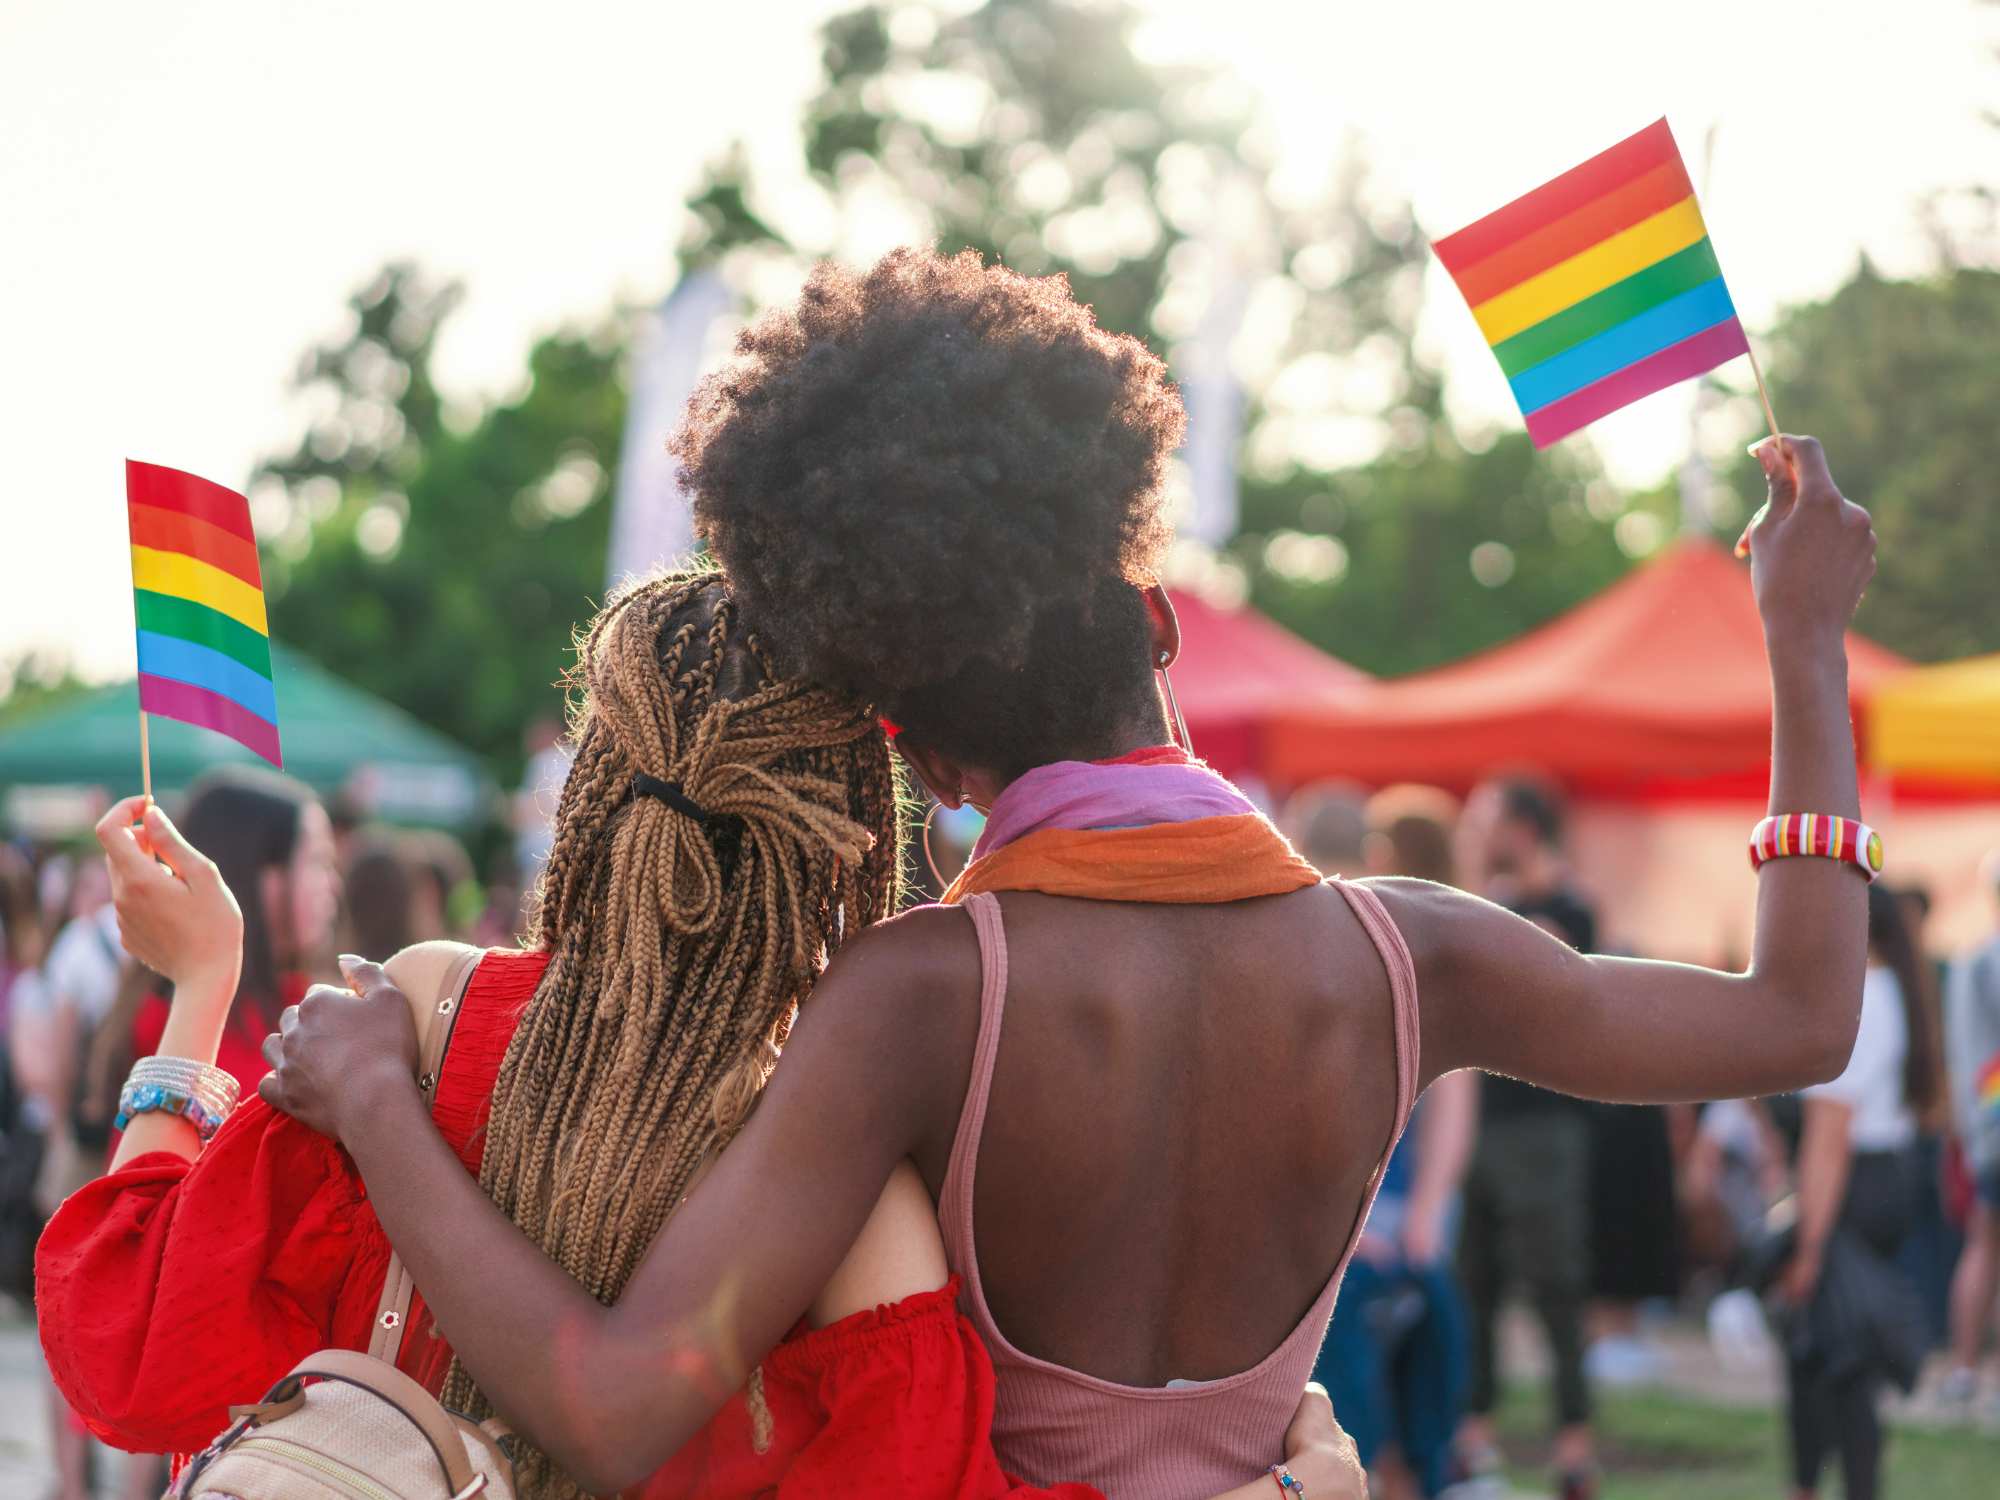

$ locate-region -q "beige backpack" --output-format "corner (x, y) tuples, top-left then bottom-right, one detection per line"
(175, 947), (516, 1500)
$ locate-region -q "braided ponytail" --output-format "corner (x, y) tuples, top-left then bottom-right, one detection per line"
(442, 571), (903, 1496)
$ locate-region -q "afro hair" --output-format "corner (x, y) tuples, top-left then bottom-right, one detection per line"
(672, 248), (1184, 726)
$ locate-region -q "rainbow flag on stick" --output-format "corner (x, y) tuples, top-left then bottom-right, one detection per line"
(1434, 119), (1751, 448)
(126, 460), (282, 769)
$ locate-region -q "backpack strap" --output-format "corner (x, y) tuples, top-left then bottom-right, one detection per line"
(368, 947), (482, 1365)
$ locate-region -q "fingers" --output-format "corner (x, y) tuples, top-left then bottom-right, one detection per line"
(258, 1072), (282, 1109)
(280, 1004), (300, 1034)
(263, 1031), (283, 1069)
(140, 804), (213, 888)
(1751, 437), (1799, 519)
(337, 954), (394, 1000)
(95, 795), (149, 851)
(1783, 434), (1835, 499)
(96, 797), (158, 882)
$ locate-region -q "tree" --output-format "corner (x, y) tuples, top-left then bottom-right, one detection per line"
(807, 1), (1652, 676)
(0, 652), (91, 728)
(256, 266), (625, 789)
(260, 0), (1668, 787)
(1724, 265), (2000, 662)
(806, 0), (1241, 340)
(1226, 147), (1650, 673)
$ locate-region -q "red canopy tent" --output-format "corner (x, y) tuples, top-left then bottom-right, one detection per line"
(1165, 588), (1371, 782)
(1263, 538), (1911, 799)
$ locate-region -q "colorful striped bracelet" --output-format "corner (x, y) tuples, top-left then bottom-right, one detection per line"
(1748, 814), (1883, 883)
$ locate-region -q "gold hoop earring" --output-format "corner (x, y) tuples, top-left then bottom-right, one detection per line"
(1157, 654), (1191, 750)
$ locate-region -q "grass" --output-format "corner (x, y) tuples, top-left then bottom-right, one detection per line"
(1491, 1381), (2000, 1498)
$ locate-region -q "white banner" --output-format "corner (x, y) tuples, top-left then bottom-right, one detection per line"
(605, 268), (736, 589)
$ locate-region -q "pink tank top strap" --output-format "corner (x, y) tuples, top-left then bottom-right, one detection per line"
(934, 882), (1426, 1500)
(939, 891), (1008, 1252)
(1331, 878), (1423, 1141)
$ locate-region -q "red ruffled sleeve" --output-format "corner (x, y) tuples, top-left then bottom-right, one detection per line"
(35, 1098), (391, 1454)
(635, 1278), (1102, 1500)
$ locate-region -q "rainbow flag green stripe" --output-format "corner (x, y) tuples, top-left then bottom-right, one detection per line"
(133, 589), (273, 681)
(1491, 237), (1723, 378)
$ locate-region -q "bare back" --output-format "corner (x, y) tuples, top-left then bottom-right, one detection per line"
(929, 881), (1402, 1386)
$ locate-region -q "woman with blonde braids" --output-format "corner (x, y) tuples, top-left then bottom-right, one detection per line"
(38, 569), (1351, 1500)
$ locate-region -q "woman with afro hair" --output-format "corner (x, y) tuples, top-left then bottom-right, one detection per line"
(250, 249), (1880, 1500)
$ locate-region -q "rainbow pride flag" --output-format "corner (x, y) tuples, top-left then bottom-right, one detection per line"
(1978, 1051), (2000, 1124)
(126, 460), (282, 767)
(1434, 119), (1748, 448)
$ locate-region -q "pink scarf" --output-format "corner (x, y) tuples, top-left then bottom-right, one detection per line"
(943, 746), (1324, 905)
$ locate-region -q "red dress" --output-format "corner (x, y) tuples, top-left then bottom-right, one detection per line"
(36, 949), (1099, 1500)
(129, 972), (309, 1104)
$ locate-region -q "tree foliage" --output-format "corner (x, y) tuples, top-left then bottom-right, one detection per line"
(257, 267), (623, 788)
(806, 0), (1242, 340)
(805, 1), (1648, 676)
(260, 0), (1686, 785)
(1725, 264), (2000, 663)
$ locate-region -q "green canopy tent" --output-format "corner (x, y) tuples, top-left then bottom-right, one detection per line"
(0, 643), (495, 834)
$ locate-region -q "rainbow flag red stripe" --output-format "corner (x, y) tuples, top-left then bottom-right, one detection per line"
(126, 460), (282, 767)
(1433, 119), (1748, 448)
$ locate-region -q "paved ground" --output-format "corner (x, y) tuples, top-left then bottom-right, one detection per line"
(1, 1296), (55, 1500)
(0, 1298), (156, 1500)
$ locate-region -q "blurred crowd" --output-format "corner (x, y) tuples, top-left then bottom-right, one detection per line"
(0, 765), (527, 1500)
(1253, 774), (2000, 1500)
(6, 761), (2000, 1500)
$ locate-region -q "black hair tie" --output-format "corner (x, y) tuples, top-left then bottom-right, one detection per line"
(632, 773), (710, 825)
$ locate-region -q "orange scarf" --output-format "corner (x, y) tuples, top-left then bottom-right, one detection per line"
(942, 813), (1323, 905)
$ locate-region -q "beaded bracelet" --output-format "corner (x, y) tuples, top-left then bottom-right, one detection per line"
(115, 1055), (241, 1143)
(1748, 813), (1883, 883)
(1268, 1464), (1306, 1497)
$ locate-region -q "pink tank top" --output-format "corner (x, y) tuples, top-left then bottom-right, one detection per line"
(939, 884), (1422, 1500)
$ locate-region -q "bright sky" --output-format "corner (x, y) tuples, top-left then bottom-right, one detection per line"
(4, 0), (1993, 683)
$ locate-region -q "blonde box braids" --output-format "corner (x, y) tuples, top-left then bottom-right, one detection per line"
(442, 572), (902, 1495)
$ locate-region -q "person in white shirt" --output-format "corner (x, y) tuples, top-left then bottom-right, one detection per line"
(1944, 849), (2000, 1409)
(1779, 882), (1941, 1500)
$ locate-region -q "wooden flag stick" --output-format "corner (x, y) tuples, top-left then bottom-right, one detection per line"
(1745, 341), (1783, 451)
(1735, 341), (1788, 557)
(140, 708), (152, 807)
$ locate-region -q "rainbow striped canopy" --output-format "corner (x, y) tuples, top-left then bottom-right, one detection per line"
(126, 460), (281, 767)
(1434, 119), (1748, 448)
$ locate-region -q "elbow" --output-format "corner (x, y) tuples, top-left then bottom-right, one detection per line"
(530, 1425), (653, 1498)
(560, 1456), (647, 1500)
(1794, 991), (1863, 1091)
(512, 1393), (686, 1497)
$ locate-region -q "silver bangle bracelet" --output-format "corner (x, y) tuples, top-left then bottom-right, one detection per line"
(115, 1056), (241, 1143)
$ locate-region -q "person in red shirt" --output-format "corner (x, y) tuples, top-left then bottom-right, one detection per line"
(40, 571), (1355, 1500)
